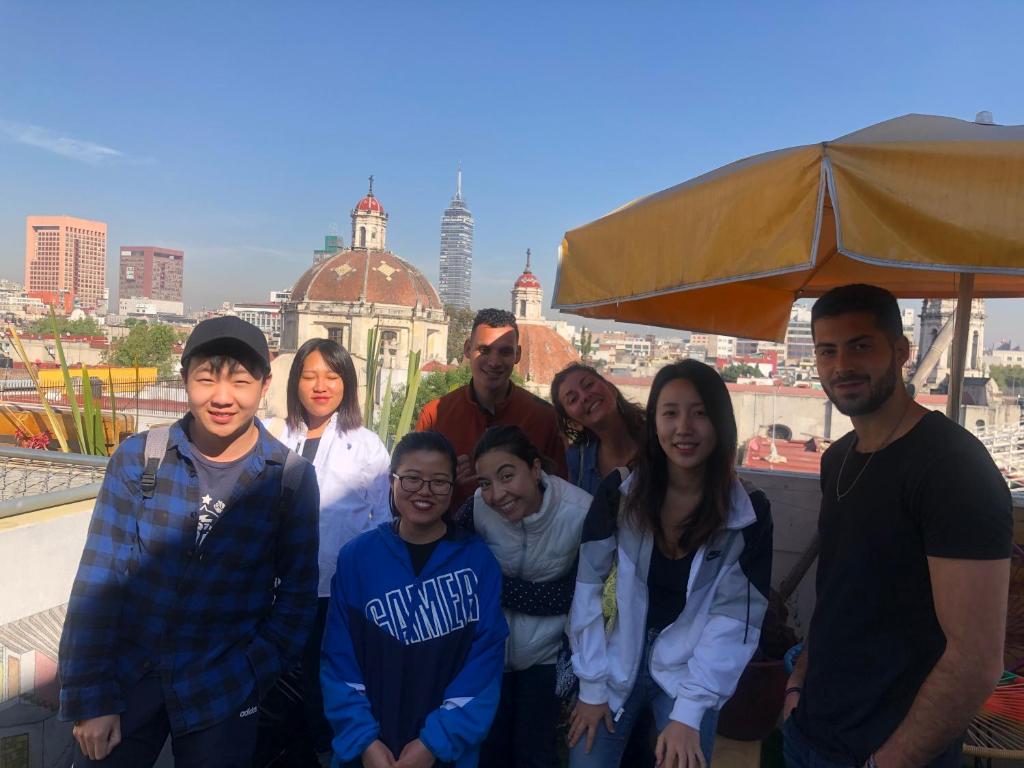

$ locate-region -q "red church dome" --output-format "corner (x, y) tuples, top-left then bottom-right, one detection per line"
(355, 195), (385, 214)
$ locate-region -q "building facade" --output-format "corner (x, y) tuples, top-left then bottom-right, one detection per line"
(231, 302), (281, 344)
(24, 216), (107, 313)
(917, 298), (986, 386)
(438, 168), (474, 309)
(117, 246), (185, 316)
(281, 185), (448, 403)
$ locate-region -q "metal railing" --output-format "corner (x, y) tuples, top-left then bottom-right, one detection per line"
(0, 376), (190, 420)
(0, 446), (108, 518)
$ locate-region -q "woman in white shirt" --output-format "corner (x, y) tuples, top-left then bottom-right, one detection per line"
(279, 337), (391, 763)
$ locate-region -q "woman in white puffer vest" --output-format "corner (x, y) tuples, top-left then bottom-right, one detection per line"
(454, 425), (592, 768)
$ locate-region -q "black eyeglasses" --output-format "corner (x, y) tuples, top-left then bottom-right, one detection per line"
(392, 474), (454, 495)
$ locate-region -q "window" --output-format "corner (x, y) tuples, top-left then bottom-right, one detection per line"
(327, 327), (343, 345)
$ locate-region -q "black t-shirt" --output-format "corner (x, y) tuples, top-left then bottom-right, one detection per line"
(646, 545), (696, 632)
(191, 445), (256, 546)
(405, 535), (444, 576)
(794, 411), (1012, 764)
(301, 436), (321, 462)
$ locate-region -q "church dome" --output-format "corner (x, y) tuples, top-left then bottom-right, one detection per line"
(514, 269), (541, 290)
(516, 324), (580, 385)
(290, 249), (442, 310)
(355, 195), (385, 214)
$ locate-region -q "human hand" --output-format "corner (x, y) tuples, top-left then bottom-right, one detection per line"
(655, 720), (705, 768)
(455, 454), (476, 486)
(782, 685), (801, 721)
(396, 738), (436, 768)
(73, 714), (121, 761)
(362, 739), (398, 768)
(567, 700), (615, 753)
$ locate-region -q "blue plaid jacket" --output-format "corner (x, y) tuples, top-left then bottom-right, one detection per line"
(58, 416), (320, 734)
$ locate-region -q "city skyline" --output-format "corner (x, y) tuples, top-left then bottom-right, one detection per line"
(2, 3), (1024, 339)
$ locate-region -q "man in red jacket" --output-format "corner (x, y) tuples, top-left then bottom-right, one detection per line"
(416, 308), (567, 509)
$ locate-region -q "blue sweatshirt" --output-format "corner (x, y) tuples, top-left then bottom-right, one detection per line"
(321, 521), (508, 767)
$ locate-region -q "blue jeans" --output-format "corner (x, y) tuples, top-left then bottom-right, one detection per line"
(569, 633), (719, 767)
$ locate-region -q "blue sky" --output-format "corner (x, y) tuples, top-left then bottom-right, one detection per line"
(1, 1), (1023, 341)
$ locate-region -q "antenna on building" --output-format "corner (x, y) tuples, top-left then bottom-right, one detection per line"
(456, 163), (463, 201)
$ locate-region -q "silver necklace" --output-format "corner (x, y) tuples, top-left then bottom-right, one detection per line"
(835, 400), (913, 501)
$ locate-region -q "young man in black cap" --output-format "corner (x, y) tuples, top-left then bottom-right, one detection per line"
(59, 316), (320, 767)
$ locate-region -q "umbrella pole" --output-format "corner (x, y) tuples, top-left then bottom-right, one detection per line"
(945, 273), (976, 424)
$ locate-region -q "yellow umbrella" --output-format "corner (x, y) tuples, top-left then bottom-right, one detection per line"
(553, 113), (1024, 418)
(554, 113), (1024, 340)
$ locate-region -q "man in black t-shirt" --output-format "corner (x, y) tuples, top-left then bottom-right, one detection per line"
(783, 284), (1012, 768)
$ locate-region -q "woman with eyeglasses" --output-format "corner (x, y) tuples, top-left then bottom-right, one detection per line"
(321, 431), (509, 768)
(274, 337), (391, 764)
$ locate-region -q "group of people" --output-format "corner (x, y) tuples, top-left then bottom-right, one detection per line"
(57, 284), (1011, 768)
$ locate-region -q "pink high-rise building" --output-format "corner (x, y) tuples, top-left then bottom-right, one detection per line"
(24, 216), (107, 313)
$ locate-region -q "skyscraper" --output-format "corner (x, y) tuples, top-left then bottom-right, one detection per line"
(24, 215), (107, 313)
(118, 246), (185, 315)
(438, 167), (474, 309)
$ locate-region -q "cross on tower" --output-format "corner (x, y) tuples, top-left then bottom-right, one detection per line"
(368, 175), (374, 196)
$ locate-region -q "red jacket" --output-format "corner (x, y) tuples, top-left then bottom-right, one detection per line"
(416, 382), (568, 509)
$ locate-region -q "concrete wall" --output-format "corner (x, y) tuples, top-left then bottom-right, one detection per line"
(0, 500), (93, 625)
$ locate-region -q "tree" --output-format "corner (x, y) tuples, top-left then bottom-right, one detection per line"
(384, 362), (526, 435)
(105, 321), (180, 377)
(26, 316), (102, 336)
(579, 327), (594, 361)
(720, 363), (763, 383)
(445, 305), (476, 364)
(990, 365), (1024, 396)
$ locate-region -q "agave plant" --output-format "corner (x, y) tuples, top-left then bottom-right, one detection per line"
(5, 324), (70, 452)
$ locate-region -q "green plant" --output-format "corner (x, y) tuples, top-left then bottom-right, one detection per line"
(50, 308), (85, 450)
(363, 325), (382, 428)
(393, 350), (422, 444)
(5, 325), (69, 452)
(376, 367), (394, 444)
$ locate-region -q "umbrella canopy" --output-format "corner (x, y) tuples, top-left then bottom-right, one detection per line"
(553, 114), (1024, 342)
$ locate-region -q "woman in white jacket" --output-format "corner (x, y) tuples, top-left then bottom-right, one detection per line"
(279, 338), (391, 762)
(567, 360), (773, 768)
(454, 425), (593, 768)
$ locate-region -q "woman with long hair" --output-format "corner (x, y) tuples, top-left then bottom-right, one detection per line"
(278, 337), (391, 763)
(321, 431), (508, 768)
(567, 360), (773, 768)
(455, 425), (593, 768)
(551, 363), (646, 494)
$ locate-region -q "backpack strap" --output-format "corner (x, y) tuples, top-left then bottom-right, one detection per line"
(280, 450), (304, 503)
(141, 425), (171, 499)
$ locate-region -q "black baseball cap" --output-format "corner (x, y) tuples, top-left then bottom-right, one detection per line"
(181, 316), (270, 374)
